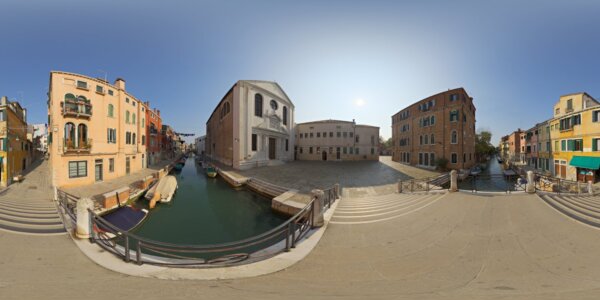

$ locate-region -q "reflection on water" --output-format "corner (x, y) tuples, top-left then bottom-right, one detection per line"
(457, 156), (521, 192)
(131, 155), (286, 245)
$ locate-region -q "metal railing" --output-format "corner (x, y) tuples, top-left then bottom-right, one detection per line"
(322, 184), (340, 209)
(89, 196), (321, 268)
(63, 138), (92, 152)
(57, 189), (79, 222)
(534, 175), (594, 195)
(398, 174), (449, 193)
(462, 174), (526, 193)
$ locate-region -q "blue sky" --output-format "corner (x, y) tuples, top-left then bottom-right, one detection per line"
(1, 0), (600, 144)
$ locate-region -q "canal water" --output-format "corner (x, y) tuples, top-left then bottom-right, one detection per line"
(457, 156), (521, 192)
(131, 155), (286, 245)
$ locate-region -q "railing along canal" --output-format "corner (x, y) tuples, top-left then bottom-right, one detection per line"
(87, 184), (340, 268)
(56, 188), (79, 222)
(534, 174), (595, 195)
(398, 173), (449, 193)
(462, 174), (526, 193)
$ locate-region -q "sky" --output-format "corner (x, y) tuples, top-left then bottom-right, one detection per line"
(1, 0), (600, 145)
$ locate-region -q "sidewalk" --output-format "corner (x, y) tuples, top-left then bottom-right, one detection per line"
(63, 158), (175, 199)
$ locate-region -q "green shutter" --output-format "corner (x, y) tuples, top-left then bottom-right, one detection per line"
(2, 138), (7, 151)
(568, 140), (575, 151)
(593, 139), (597, 152)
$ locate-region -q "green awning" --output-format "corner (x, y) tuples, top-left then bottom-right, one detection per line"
(570, 156), (600, 170)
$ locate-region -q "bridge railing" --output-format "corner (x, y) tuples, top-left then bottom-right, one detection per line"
(322, 184), (340, 209)
(534, 175), (593, 195)
(56, 188), (78, 222)
(89, 193), (323, 268)
(398, 174), (449, 193)
(461, 174), (526, 193)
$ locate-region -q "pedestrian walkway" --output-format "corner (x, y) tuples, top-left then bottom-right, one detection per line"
(63, 159), (174, 199)
(0, 159), (65, 235)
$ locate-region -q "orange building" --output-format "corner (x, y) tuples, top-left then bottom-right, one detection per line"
(144, 102), (162, 166)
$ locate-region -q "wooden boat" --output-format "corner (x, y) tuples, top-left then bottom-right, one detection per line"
(146, 175), (178, 208)
(470, 167), (482, 176)
(206, 166), (218, 178)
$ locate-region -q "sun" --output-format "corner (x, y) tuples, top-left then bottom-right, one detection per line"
(354, 98), (366, 107)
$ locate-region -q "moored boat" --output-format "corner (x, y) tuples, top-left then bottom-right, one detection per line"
(470, 166), (482, 176)
(206, 166), (217, 178)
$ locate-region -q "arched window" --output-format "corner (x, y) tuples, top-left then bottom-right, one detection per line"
(64, 93), (75, 101)
(430, 115), (435, 125)
(132, 113), (136, 124)
(430, 134), (435, 144)
(451, 130), (457, 144)
(424, 135), (428, 145)
(254, 94), (263, 117)
(65, 123), (76, 147)
(283, 106), (288, 125)
(108, 104), (114, 117)
(77, 95), (88, 103)
(78, 124), (88, 147)
(126, 111), (130, 123)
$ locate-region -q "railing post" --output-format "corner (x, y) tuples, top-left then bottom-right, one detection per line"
(449, 170), (458, 192)
(136, 241), (142, 265)
(284, 223), (291, 252)
(311, 189), (325, 227)
(291, 222), (296, 248)
(76, 198), (94, 239)
(526, 171), (536, 193)
(125, 235), (130, 262)
(334, 183), (340, 200)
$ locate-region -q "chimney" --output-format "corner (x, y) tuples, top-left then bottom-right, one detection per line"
(157, 110), (160, 116)
(114, 78), (126, 90)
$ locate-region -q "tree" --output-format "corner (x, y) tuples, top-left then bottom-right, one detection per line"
(475, 131), (496, 161)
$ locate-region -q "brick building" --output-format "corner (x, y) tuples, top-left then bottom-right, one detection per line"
(391, 88), (476, 170)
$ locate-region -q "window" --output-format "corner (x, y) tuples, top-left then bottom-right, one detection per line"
(317, 132), (321, 138)
(108, 104), (114, 117)
(419, 153), (423, 165)
(371, 135), (375, 145)
(430, 134), (435, 144)
(420, 135), (423, 145)
(371, 148), (374, 155)
(310, 133), (313, 138)
(142, 118), (145, 127)
(451, 153), (457, 164)
(356, 148), (359, 154)
(126, 98), (130, 103)
(463, 153), (466, 162)
(0, 110), (5, 121)
(349, 132), (354, 138)
(76, 80), (88, 89)
(126, 132), (131, 144)
(593, 138), (600, 151)
(96, 85), (104, 94)
(337, 132), (341, 138)
(566, 99), (573, 110)
(285, 139), (289, 152)
(355, 135), (359, 143)
(430, 153), (435, 166)
(330, 132), (333, 138)
(68, 161), (87, 178)
(424, 135), (428, 144)
(430, 115), (435, 125)
(270, 100), (278, 110)
(343, 147), (347, 154)
(132, 113), (136, 124)
(343, 132), (347, 138)
(126, 111), (130, 123)
(450, 110), (459, 122)
(132, 101), (136, 106)
(593, 110), (600, 122)
(109, 158), (114, 173)
(108, 90), (114, 96)
(349, 147), (354, 154)
(252, 134), (257, 151)
(451, 130), (457, 144)
(322, 132), (326, 138)
(316, 147), (320, 154)
(255, 94), (263, 117)
(283, 106), (288, 125)
(450, 94), (458, 101)
(309, 147), (313, 154)
(299, 147), (303, 154)
(142, 135), (145, 145)
(107, 128), (116, 143)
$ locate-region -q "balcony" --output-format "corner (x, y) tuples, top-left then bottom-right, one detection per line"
(61, 99), (92, 118)
(63, 138), (92, 154)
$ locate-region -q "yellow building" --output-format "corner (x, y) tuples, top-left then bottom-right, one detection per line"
(549, 92), (600, 182)
(47, 71), (149, 188)
(0, 96), (30, 187)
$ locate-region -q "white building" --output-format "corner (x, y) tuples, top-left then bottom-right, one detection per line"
(32, 123), (48, 153)
(195, 135), (206, 156)
(295, 119), (379, 161)
(205, 80), (295, 169)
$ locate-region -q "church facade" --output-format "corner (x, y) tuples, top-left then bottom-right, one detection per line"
(205, 80), (295, 170)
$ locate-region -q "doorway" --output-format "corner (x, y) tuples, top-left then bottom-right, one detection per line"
(322, 151), (327, 161)
(268, 138), (276, 160)
(336, 147), (340, 160)
(126, 157), (131, 175)
(95, 159), (103, 182)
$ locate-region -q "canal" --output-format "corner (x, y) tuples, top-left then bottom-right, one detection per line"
(131, 155), (287, 246)
(457, 156), (522, 192)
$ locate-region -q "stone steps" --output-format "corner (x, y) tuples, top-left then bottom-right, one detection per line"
(330, 193), (443, 225)
(0, 200), (66, 235)
(539, 194), (600, 228)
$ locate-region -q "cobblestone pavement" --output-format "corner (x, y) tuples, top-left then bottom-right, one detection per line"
(4, 191), (600, 299)
(237, 156), (440, 193)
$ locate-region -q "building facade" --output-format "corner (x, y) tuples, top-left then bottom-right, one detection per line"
(144, 102), (162, 166)
(536, 121), (553, 174)
(549, 92), (600, 182)
(524, 126), (539, 168)
(295, 120), (379, 161)
(205, 80), (295, 169)
(47, 71), (148, 188)
(391, 88), (476, 170)
(195, 135), (206, 156)
(32, 123), (48, 153)
(0, 96), (30, 187)
(505, 129), (524, 164)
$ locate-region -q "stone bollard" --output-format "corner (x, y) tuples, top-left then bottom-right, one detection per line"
(311, 189), (325, 227)
(526, 171), (536, 193)
(589, 181), (594, 196)
(397, 180), (403, 193)
(450, 170), (458, 192)
(76, 197), (95, 239)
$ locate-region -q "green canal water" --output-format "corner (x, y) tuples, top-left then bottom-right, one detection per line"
(130, 156), (287, 245)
